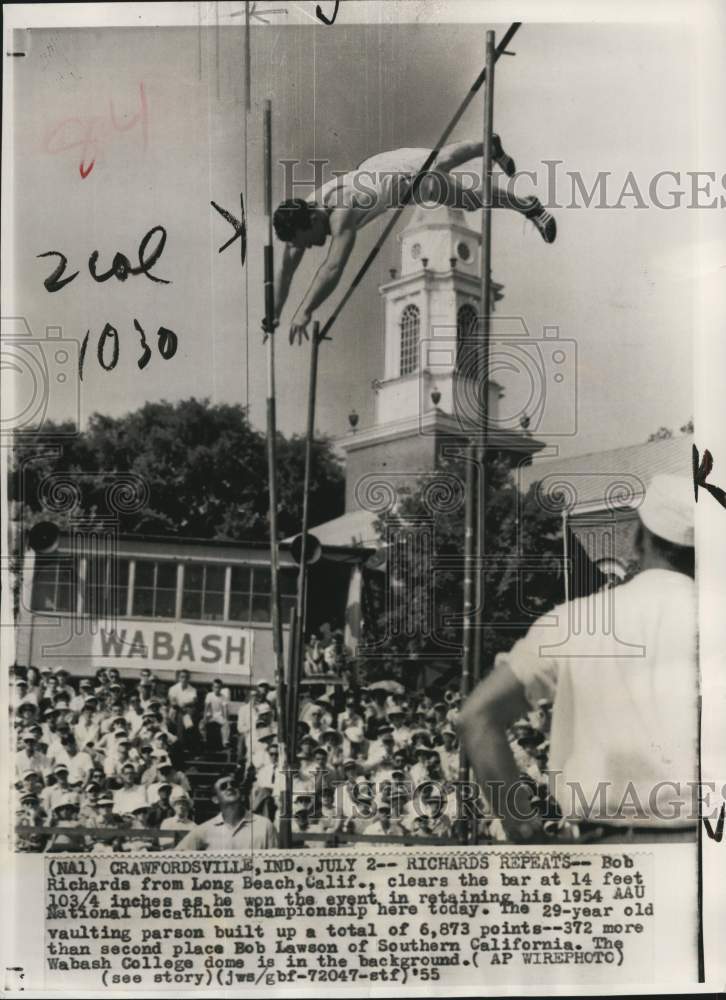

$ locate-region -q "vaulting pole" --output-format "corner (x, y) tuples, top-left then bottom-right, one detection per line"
(244, 1), (251, 112)
(263, 98), (289, 847)
(287, 322), (322, 776)
(283, 604), (297, 842)
(458, 29), (496, 845)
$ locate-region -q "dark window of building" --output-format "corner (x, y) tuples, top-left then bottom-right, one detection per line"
(181, 563), (226, 620)
(228, 565), (252, 622)
(132, 560), (178, 618)
(31, 553), (79, 613)
(229, 564), (297, 623)
(84, 556), (131, 618)
(280, 568), (297, 621)
(399, 304), (420, 377)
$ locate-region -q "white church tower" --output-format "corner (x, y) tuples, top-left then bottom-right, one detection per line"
(377, 201), (501, 428)
(339, 202), (543, 512)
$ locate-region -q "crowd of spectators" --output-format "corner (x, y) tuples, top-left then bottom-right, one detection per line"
(248, 677), (554, 844)
(13, 664), (204, 852)
(11, 651), (555, 852)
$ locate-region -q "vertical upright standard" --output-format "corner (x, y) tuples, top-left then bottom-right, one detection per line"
(244, 2), (252, 112)
(474, 29), (496, 683)
(262, 99), (289, 845)
(458, 30), (496, 844)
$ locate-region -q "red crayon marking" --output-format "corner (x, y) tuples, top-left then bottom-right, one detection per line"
(109, 82), (149, 149)
(44, 82), (148, 179)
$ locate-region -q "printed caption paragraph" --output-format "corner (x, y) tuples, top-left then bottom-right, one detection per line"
(44, 848), (654, 989)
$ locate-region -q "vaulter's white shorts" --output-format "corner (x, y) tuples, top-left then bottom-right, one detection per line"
(314, 148), (433, 228)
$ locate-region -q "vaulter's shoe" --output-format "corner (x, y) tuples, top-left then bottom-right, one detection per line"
(491, 133), (516, 177)
(524, 198), (557, 244)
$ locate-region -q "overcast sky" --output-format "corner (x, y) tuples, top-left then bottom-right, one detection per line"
(10, 18), (701, 460)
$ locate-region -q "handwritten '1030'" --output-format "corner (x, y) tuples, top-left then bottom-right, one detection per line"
(36, 225), (178, 381)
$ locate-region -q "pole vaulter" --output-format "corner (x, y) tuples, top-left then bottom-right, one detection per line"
(269, 23), (558, 347)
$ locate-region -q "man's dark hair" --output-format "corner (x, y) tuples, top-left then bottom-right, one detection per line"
(635, 523), (695, 578)
(273, 198), (313, 242)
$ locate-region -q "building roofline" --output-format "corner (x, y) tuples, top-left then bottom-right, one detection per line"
(336, 410), (546, 454)
(48, 530), (365, 558)
(379, 267), (483, 296)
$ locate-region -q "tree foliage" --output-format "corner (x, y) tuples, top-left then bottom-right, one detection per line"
(11, 398), (345, 541)
(361, 455), (566, 685)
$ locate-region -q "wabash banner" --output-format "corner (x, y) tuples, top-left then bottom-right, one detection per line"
(91, 621), (254, 676)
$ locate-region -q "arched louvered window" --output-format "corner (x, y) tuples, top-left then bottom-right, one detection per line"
(457, 303), (479, 370)
(399, 304), (420, 377)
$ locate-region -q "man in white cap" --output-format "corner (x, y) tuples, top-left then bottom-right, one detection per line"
(53, 668), (75, 704)
(12, 678), (36, 713)
(439, 725), (460, 782)
(69, 678), (93, 714)
(15, 731), (49, 781)
(385, 701), (413, 749)
(74, 695), (101, 750)
(40, 764), (74, 815)
(158, 789), (196, 848)
(364, 798), (406, 839)
(460, 473), (697, 843)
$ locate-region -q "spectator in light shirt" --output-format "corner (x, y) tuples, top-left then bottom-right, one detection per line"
(74, 696), (102, 750)
(15, 732), (49, 781)
(159, 790), (196, 847)
(51, 731), (94, 787)
(177, 773), (278, 850)
(365, 799), (405, 838)
(40, 708), (65, 761)
(12, 678), (37, 712)
(203, 678), (230, 752)
(386, 704), (413, 749)
(68, 678), (93, 714)
(113, 762), (147, 815)
(167, 669), (198, 750)
(40, 764), (76, 815)
(255, 742), (285, 797)
(53, 668), (76, 704)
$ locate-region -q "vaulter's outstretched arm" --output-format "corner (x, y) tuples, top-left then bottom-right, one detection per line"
(289, 220), (357, 344)
(274, 243), (305, 320)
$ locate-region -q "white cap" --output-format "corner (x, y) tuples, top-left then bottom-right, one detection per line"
(639, 474), (694, 547)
